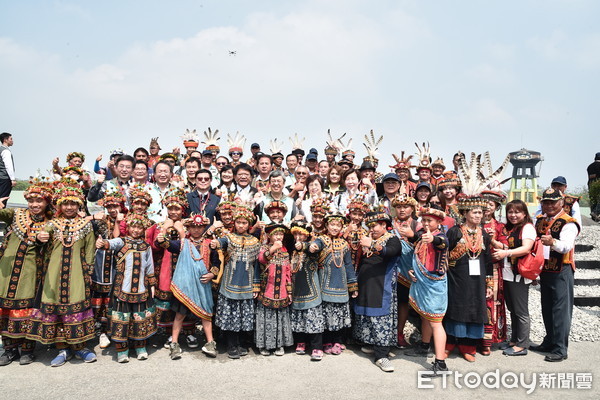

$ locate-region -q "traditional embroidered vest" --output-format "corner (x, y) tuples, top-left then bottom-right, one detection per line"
(563, 194), (579, 217)
(535, 211), (579, 272)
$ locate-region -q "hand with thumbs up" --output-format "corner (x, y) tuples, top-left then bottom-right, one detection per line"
(422, 226), (434, 244)
(96, 235), (107, 249)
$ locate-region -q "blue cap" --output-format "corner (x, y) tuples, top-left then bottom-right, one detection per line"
(306, 153), (318, 161)
(595, 152), (600, 160)
(416, 181), (432, 191)
(202, 150), (213, 157)
(251, 143), (260, 149)
(309, 148), (318, 154)
(551, 176), (567, 185)
(382, 173), (400, 182)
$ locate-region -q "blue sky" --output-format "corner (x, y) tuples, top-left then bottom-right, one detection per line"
(1, 0), (598, 189)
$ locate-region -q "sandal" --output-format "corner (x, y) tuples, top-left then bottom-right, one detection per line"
(323, 343), (333, 354)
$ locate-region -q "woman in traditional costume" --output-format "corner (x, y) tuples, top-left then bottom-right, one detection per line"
(0, 178), (53, 366)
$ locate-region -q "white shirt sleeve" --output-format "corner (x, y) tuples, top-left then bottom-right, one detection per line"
(1, 149), (15, 180)
(521, 223), (537, 241)
(571, 202), (583, 231)
(551, 222), (578, 254)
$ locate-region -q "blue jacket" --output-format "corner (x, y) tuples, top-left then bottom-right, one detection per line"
(311, 236), (358, 303)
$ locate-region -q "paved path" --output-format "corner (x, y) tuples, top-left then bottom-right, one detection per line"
(1, 338), (598, 399)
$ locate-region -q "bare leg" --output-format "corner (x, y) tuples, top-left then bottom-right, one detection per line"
(420, 317), (433, 344)
(172, 312), (185, 344)
(201, 319), (214, 342)
(430, 321), (447, 360)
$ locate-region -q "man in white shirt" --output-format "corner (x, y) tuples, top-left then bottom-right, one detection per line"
(530, 188), (580, 363)
(0, 132), (15, 201)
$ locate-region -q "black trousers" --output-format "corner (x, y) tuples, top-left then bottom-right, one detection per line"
(0, 179), (12, 202)
(539, 265), (574, 357)
(504, 278), (531, 348)
(294, 332), (323, 350)
(374, 345), (390, 360)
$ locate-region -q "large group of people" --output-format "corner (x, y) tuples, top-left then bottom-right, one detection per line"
(0, 129), (582, 374)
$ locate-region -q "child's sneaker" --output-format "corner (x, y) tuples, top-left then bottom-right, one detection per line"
(74, 348), (97, 363)
(201, 340), (217, 358)
(136, 347), (148, 360)
(259, 348), (271, 356)
(323, 343), (333, 354)
(169, 342), (182, 360)
(310, 349), (323, 361)
(295, 343), (306, 355)
(117, 351), (129, 363)
(186, 335), (199, 349)
(99, 333), (111, 349)
(274, 347), (285, 356)
(163, 335), (173, 349)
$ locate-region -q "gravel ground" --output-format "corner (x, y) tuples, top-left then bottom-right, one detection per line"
(575, 223), (600, 261)
(575, 269), (600, 279)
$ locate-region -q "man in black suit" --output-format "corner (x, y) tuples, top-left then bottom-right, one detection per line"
(187, 169), (220, 223)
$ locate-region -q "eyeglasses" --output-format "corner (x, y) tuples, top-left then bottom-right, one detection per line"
(216, 162), (228, 166)
(230, 152), (241, 156)
(296, 172), (308, 175)
(196, 177), (211, 182)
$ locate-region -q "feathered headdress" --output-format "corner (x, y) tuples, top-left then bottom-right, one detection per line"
(480, 152), (510, 205)
(227, 132), (246, 154)
(456, 152), (509, 210)
(149, 137), (161, 150)
(270, 138), (283, 158)
(431, 157), (445, 169)
(324, 130), (344, 156)
(362, 130), (383, 163)
(202, 127), (221, 154)
(232, 205), (255, 224)
(289, 133), (305, 151)
(339, 137), (355, 158)
(181, 129), (199, 148)
(414, 142), (431, 170)
(390, 151), (414, 170)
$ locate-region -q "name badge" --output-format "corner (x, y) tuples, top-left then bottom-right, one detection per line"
(469, 259), (480, 276)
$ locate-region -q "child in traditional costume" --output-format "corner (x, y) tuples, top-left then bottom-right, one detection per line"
(0, 178), (53, 366)
(407, 207), (450, 375)
(390, 193), (421, 350)
(342, 194), (369, 271)
(256, 223), (294, 356)
(160, 213), (220, 359)
(308, 210), (358, 356)
(354, 211), (402, 372)
(290, 222), (325, 361)
(97, 213), (156, 363)
(29, 178), (97, 367)
(91, 189), (126, 349)
(210, 206), (261, 359)
(147, 188), (198, 349)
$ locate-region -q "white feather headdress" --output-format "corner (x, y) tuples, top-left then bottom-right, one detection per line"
(227, 132), (246, 153)
(201, 127), (221, 152)
(289, 133), (305, 151)
(181, 129), (199, 147)
(362, 130), (383, 162)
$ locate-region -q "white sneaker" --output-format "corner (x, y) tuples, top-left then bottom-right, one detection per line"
(274, 347), (285, 356)
(163, 336), (173, 349)
(361, 346), (374, 354)
(375, 357), (394, 372)
(99, 333), (111, 349)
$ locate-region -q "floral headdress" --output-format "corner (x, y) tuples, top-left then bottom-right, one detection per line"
(54, 177), (85, 207)
(232, 205), (255, 224)
(162, 187), (188, 209)
(97, 189), (126, 208)
(129, 183), (153, 205)
(126, 212), (152, 229)
(66, 152), (85, 163)
(24, 176), (53, 202)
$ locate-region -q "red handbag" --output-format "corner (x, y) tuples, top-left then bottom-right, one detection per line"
(517, 236), (545, 280)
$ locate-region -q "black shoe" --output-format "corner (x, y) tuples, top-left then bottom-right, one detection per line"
(228, 347), (240, 359)
(19, 353), (35, 365)
(0, 349), (19, 366)
(423, 361), (449, 377)
(544, 354), (567, 362)
(503, 347), (528, 356)
(238, 346), (248, 357)
(498, 342), (512, 350)
(529, 343), (551, 352)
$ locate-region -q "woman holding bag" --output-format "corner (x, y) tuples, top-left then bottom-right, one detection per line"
(492, 200), (535, 356)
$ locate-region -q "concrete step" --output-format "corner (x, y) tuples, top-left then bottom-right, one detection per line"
(577, 260), (600, 269)
(574, 278), (600, 286)
(574, 297), (600, 307)
(575, 244), (595, 252)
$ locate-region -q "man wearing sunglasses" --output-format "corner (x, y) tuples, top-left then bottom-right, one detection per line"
(187, 169), (221, 223)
